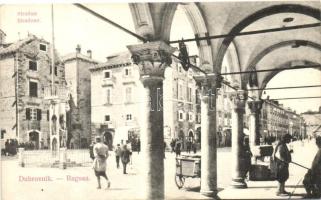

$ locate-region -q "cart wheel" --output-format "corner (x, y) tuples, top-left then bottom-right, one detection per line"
(175, 175), (185, 189)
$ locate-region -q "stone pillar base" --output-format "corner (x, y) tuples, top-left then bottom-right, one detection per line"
(231, 178), (247, 189)
(200, 189), (218, 197)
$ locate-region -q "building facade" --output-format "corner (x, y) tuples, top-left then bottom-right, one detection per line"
(259, 99), (306, 143)
(90, 52), (200, 149)
(62, 45), (99, 148)
(0, 34), (65, 149)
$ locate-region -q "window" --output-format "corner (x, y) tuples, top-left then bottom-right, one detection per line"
(104, 70), (111, 79)
(178, 81), (183, 100)
(29, 81), (38, 97)
(178, 110), (184, 122)
(125, 87), (132, 103)
(26, 108), (42, 121)
(189, 112), (194, 122)
(124, 68), (132, 76)
(187, 87), (192, 102)
(39, 44), (47, 51)
(1, 129), (6, 139)
(126, 114), (132, 121)
(29, 60), (37, 71)
(106, 88), (112, 104)
(105, 115), (110, 122)
(47, 110), (50, 121)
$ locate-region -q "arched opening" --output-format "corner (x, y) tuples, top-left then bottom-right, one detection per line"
(52, 138), (58, 151)
(29, 131), (39, 150)
(103, 131), (113, 150)
(243, 40), (321, 88)
(215, 4), (321, 73)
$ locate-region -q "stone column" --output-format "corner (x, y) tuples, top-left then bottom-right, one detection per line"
(230, 90), (248, 188)
(248, 100), (262, 147)
(127, 41), (175, 200)
(194, 74), (220, 197)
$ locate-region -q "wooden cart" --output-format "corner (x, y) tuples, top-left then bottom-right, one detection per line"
(175, 155), (201, 189)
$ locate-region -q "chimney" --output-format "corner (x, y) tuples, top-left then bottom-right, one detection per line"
(76, 44), (81, 54)
(87, 50), (92, 58)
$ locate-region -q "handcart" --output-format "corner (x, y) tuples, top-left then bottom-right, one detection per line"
(250, 145), (277, 181)
(175, 155), (201, 189)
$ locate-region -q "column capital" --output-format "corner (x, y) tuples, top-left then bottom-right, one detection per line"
(127, 41), (176, 78)
(229, 90), (248, 111)
(194, 73), (223, 96)
(248, 100), (263, 114)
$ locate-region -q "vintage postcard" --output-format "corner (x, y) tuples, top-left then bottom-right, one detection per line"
(1, 1), (321, 200)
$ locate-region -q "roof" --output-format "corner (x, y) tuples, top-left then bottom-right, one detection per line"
(61, 52), (99, 64)
(90, 51), (132, 71)
(0, 29), (6, 36)
(0, 34), (49, 56)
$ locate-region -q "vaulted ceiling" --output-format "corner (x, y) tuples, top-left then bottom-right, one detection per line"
(129, 1), (321, 91)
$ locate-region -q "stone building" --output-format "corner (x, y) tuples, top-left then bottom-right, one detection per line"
(62, 45), (99, 148)
(90, 52), (200, 149)
(259, 99), (305, 142)
(0, 34), (65, 149)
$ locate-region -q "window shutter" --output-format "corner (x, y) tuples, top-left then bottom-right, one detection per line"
(37, 109), (42, 121)
(47, 110), (49, 121)
(26, 108), (31, 120)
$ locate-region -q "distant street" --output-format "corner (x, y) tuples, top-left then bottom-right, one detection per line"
(1, 139), (318, 200)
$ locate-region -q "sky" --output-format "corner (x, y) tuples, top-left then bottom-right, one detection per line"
(0, 3), (320, 113)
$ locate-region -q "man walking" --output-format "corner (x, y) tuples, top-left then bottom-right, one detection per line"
(121, 144), (130, 174)
(114, 144), (122, 169)
(92, 136), (111, 189)
(273, 134), (292, 196)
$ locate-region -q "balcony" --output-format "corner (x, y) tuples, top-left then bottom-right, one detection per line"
(27, 120), (41, 131)
(44, 86), (68, 101)
(102, 76), (116, 87)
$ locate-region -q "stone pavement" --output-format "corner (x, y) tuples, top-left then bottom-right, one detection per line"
(1, 139), (318, 200)
(218, 139), (318, 199)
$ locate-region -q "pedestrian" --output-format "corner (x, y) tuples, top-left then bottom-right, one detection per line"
(114, 144), (122, 169)
(175, 141), (181, 157)
(92, 136), (111, 189)
(273, 133), (293, 196)
(242, 136), (252, 179)
(89, 141), (95, 160)
(192, 141), (197, 154)
(137, 139), (141, 154)
(121, 144), (130, 174)
(186, 139), (191, 154)
(126, 140), (133, 165)
(170, 139), (175, 153)
(303, 136), (321, 198)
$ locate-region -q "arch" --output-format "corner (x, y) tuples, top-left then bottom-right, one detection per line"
(52, 138), (58, 151)
(215, 4), (321, 72)
(242, 40), (321, 88)
(129, 3), (155, 40)
(188, 129), (194, 138)
(259, 60), (321, 98)
(223, 41), (242, 87)
(162, 3), (213, 69)
(27, 130), (41, 150)
(103, 131), (114, 150)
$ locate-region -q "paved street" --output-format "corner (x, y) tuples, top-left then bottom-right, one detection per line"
(1, 139), (318, 200)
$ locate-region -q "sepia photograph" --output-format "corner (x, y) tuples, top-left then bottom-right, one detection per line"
(0, 1), (321, 199)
